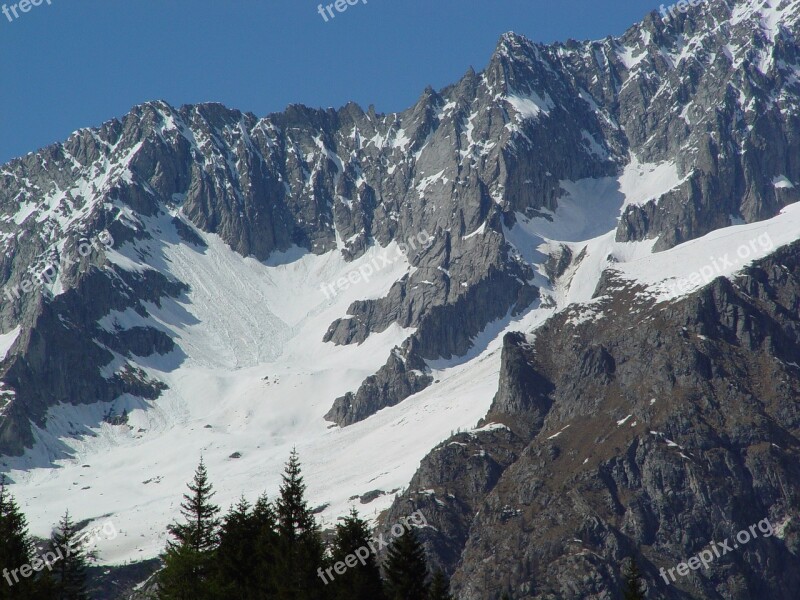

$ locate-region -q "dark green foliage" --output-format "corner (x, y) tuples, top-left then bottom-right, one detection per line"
(274, 448), (327, 600)
(0, 479), (33, 593)
(167, 457), (220, 552)
(214, 494), (280, 599)
(0, 478), (48, 599)
(48, 510), (90, 600)
(384, 526), (429, 600)
(427, 569), (452, 600)
(159, 544), (213, 600)
(214, 497), (259, 600)
(250, 493), (281, 594)
(275, 449), (315, 542)
(0, 450), (462, 600)
(623, 557), (646, 600)
(158, 458), (221, 600)
(1, 452), (455, 600)
(328, 508), (384, 600)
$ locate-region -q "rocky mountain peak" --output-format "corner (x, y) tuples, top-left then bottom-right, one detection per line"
(1, 4), (799, 598)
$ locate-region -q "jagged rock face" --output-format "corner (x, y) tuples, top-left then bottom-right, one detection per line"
(0, 6), (798, 596)
(1, 0), (798, 447)
(377, 425), (527, 577)
(384, 242), (800, 599)
(3, 24), (621, 443)
(324, 344), (434, 425)
(485, 331), (553, 435)
(546, 0), (800, 249)
(0, 222), (184, 454)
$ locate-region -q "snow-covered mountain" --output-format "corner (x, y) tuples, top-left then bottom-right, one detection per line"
(1, 0), (800, 597)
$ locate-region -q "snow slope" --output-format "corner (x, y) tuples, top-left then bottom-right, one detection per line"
(5, 158), (800, 566)
(4, 211), (554, 564)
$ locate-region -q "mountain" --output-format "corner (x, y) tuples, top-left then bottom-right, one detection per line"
(0, 0), (799, 597)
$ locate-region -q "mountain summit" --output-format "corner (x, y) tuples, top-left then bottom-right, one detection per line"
(1, 0), (799, 597)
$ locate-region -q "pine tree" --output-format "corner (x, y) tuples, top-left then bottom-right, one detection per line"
(427, 569), (452, 600)
(0, 478), (45, 599)
(276, 449), (315, 542)
(214, 497), (258, 600)
(623, 557), (646, 600)
(251, 493), (280, 596)
(214, 494), (281, 599)
(329, 508), (384, 600)
(158, 458), (221, 600)
(159, 544), (208, 600)
(167, 457), (220, 552)
(384, 526), (429, 600)
(274, 449), (327, 600)
(48, 510), (90, 600)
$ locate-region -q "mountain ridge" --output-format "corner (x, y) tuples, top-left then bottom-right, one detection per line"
(0, 1), (799, 597)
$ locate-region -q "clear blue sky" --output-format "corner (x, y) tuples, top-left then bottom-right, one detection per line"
(0, 0), (658, 165)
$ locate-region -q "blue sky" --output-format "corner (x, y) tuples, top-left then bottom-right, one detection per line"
(1, 0), (658, 165)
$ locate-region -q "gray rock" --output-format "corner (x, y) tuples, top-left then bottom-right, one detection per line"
(387, 242), (800, 599)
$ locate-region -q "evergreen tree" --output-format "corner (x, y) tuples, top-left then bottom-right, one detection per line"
(214, 494), (280, 599)
(48, 510), (90, 600)
(275, 449), (315, 542)
(0, 478), (45, 599)
(329, 508), (384, 600)
(384, 526), (429, 600)
(158, 458), (221, 600)
(167, 457), (220, 552)
(427, 569), (452, 600)
(214, 497), (259, 600)
(159, 544), (209, 600)
(623, 557), (646, 600)
(274, 449), (327, 600)
(251, 493), (280, 596)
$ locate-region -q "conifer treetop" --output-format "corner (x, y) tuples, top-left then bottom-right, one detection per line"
(167, 457), (221, 553)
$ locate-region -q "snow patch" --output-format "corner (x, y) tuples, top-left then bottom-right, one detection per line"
(505, 92), (555, 120)
(0, 326), (21, 361)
